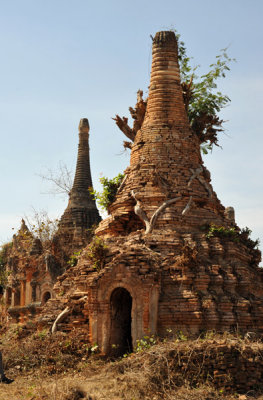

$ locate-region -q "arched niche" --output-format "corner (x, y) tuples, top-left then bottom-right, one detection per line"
(42, 291), (51, 305)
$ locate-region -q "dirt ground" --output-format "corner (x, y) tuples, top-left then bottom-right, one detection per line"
(0, 371), (253, 400)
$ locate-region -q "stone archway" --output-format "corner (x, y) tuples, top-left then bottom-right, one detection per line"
(109, 287), (132, 356)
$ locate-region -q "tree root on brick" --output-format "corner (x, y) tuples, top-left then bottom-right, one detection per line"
(188, 166), (203, 187)
(51, 306), (70, 334)
(182, 196), (193, 216)
(131, 190), (182, 234)
(189, 166), (212, 198)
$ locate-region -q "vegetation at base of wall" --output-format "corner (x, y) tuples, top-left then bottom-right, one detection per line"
(1, 328), (263, 400)
(89, 173), (125, 212)
(135, 335), (157, 352)
(0, 242), (12, 286)
(1, 325), (96, 376)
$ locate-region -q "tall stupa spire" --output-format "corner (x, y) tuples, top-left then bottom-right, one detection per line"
(96, 31), (228, 237)
(144, 31), (189, 127)
(58, 118), (101, 240)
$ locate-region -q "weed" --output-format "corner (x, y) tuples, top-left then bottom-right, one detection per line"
(90, 343), (99, 353)
(38, 329), (49, 340)
(89, 173), (125, 212)
(206, 224), (238, 240)
(135, 335), (156, 352)
(67, 251), (82, 268)
(175, 330), (188, 342)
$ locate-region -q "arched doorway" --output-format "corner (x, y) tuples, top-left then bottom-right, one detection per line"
(42, 291), (51, 304)
(109, 287), (132, 356)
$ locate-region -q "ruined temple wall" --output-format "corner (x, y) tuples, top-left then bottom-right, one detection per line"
(37, 231), (263, 353)
(157, 238), (263, 336)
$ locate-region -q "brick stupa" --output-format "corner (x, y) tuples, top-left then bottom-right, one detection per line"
(40, 31), (263, 356)
(96, 31), (226, 237)
(57, 118), (101, 245)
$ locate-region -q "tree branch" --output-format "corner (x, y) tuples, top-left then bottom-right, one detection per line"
(112, 115), (136, 142)
(113, 90), (147, 144)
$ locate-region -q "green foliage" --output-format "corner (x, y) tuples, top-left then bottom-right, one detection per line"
(67, 251), (82, 268)
(174, 330), (188, 342)
(135, 335), (156, 352)
(239, 227), (260, 249)
(206, 224), (238, 240)
(90, 173), (124, 212)
(0, 242), (12, 287)
(175, 30), (235, 152)
(37, 329), (49, 340)
(85, 236), (108, 270)
(205, 224), (260, 251)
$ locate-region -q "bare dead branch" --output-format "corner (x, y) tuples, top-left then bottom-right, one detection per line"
(113, 90), (147, 143)
(37, 161), (73, 196)
(112, 115), (136, 142)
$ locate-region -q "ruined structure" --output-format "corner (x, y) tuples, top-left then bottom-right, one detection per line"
(3, 31), (263, 356)
(36, 31), (263, 357)
(4, 220), (57, 322)
(56, 118), (101, 249)
(4, 119), (100, 322)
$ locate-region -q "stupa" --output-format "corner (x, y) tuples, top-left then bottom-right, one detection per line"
(40, 31), (263, 356)
(57, 118), (101, 246)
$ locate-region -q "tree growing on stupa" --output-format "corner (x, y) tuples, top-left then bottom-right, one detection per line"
(114, 31), (235, 154)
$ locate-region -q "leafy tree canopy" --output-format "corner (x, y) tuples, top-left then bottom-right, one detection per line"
(177, 31), (235, 153)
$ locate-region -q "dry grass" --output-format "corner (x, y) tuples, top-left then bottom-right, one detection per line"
(1, 329), (263, 400)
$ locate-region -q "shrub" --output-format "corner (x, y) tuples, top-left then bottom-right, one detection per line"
(90, 173), (124, 212)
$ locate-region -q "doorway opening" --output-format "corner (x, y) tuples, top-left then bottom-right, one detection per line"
(109, 287), (132, 356)
(42, 291), (51, 304)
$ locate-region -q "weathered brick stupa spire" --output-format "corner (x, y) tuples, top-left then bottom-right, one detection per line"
(58, 118), (101, 240)
(97, 31), (227, 237)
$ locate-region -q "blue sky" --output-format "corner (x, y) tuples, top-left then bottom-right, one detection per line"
(0, 0), (262, 260)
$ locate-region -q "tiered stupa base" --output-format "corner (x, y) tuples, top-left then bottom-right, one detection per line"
(38, 229), (263, 354)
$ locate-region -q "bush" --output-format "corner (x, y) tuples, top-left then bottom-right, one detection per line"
(90, 173), (124, 212)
